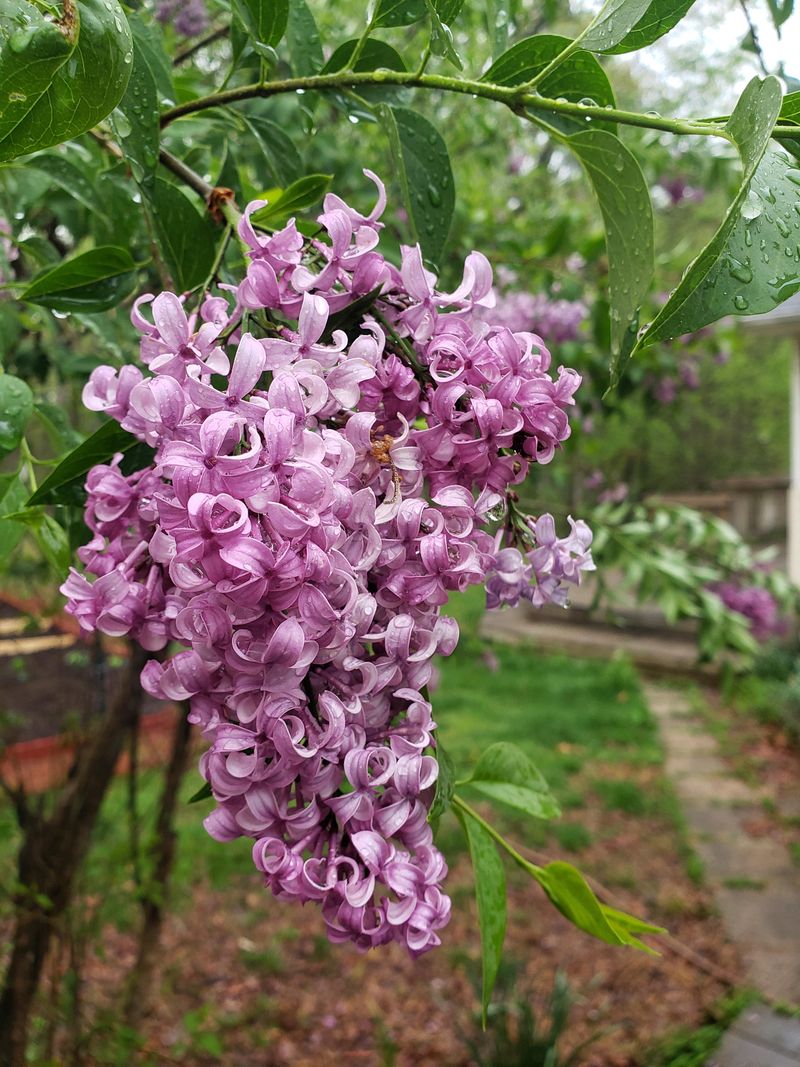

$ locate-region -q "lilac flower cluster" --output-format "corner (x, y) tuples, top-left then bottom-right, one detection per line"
(62, 172), (591, 956)
(710, 581), (786, 642)
(156, 0), (209, 37)
(481, 291), (587, 344)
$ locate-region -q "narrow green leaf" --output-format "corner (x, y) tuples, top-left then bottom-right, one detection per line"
(564, 130), (654, 383)
(28, 420), (146, 507)
(483, 34), (616, 134)
(634, 76), (786, 358)
(113, 13), (170, 184)
(22, 247), (137, 313)
(424, 0), (462, 69)
(242, 115), (304, 187)
(374, 0), (427, 27)
(146, 177), (219, 292)
(580, 0), (657, 53)
(9, 508), (71, 574)
(530, 861), (664, 952)
(320, 39), (407, 111)
(428, 736), (456, 826)
(232, 0), (289, 47)
(27, 152), (109, 219)
(286, 0), (323, 75)
(321, 285), (385, 344)
(458, 810), (507, 1026)
(605, 0), (698, 54)
(0, 374), (33, 457)
(380, 106), (455, 270)
(188, 781), (213, 804)
(250, 174), (332, 227)
(34, 402), (81, 452)
(0, 0), (133, 162)
(485, 0), (509, 58)
(0, 476), (27, 564)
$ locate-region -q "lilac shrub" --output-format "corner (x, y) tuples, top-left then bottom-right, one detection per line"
(710, 580), (786, 641)
(62, 173), (594, 956)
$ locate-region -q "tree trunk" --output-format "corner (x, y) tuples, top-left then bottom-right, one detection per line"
(0, 643), (149, 1067)
(123, 705), (192, 1028)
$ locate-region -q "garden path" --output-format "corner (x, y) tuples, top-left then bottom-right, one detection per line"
(644, 683), (800, 1065)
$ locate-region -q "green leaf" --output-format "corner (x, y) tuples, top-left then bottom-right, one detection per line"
(188, 781), (213, 804)
(564, 130), (653, 384)
(530, 861), (664, 951)
(242, 115), (304, 187)
(34, 402), (81, 452)
(485, 0), (509, 58)
(22, 246), (137, 313)
(483, 34), (616, 134)
(428, 736), (455, 826)
(8, 507), (71, 574)
(27, 152), (108, 219)
(0, 475), (27, 564)
(286, 0), (323, 75)
(321, 285), (384, 344)
(580, 0), (664, 53)
(380, 106), (455, 270)
(113, 13), (171, 184)
(0, 374), (33, 458)
(458, 811), (507, 1026)
(374, 0), (427, 27)
(461, 742), (561, 820)
(232, 0), (289, 47)
(28, 420), (146, 506)
(147, 177), (219, 292)
(605, 0), (698, 54)
(424, 0), (462, 69)
(634, 77), (786, 357)
(320, 38), (407, 110)
(250, 174), (332, 227)
(0, 0), (133, 162)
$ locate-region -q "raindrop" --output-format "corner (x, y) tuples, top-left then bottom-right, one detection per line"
(777, 217), (791, 238)
(729, 260), (752, 283)
(733, 294), (749, 310)
(427, 184), (442, 207)
(786, 169), (800, 187)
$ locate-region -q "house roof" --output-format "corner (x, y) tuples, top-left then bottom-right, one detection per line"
(741, 292), (800, 336)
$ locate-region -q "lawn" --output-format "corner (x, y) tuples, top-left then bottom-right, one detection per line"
(0, 590), (743, 1065)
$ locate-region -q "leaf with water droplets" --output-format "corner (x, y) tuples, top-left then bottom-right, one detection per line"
(21, 245), (138, 313)
(483, 34), (616, 135)
(379, 105), (455, 270)
(602, 0), (698, 54)
(145, 177), (219, 293)
(113, 13), (171, 185)
(565, 130), (654, 385)
(286, 0), (323, 75)
(0, 0), (133, 162)
(232, 0), (289, 48)
(0, 374), (33, 458)
(634, 76), (795, 355)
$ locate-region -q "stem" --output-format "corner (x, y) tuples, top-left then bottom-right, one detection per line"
(516, 33), (589, 92)
(337, 7), (378, 72)
(452, 794), (540, 876)
(159, 71), (738, 141)
(158, 147), (214, 201)
(173, 23), (229, 66)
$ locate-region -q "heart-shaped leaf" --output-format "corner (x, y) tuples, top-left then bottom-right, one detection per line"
(0, 0), (133, 162)
(483, 34), (616, 134)
(634, 77), (787, 359)
(232, 0), (289, 48)
(146, 177), (219, 292)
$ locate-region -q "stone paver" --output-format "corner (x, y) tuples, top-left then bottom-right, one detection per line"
(643, 683), (800, 1065)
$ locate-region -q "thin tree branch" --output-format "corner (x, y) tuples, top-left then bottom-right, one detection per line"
(173, 23), (229, 67)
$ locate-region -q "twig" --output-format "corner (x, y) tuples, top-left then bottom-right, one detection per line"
(173, 24), (229, 66)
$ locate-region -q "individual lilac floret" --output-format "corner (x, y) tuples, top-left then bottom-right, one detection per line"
(62, 171), (588, 957)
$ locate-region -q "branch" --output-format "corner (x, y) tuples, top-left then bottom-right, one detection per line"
(173, 23), (229, 67)
(159, 71), (736, 141)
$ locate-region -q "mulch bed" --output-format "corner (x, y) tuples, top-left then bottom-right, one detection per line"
(82, 780), (741, 1066)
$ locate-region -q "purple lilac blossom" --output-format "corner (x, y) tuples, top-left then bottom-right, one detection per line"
(710, 581), (786, 641)
(63, 171), (588, 957)
(480, 292), (587, 344)
(156, 0), (209, 37)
